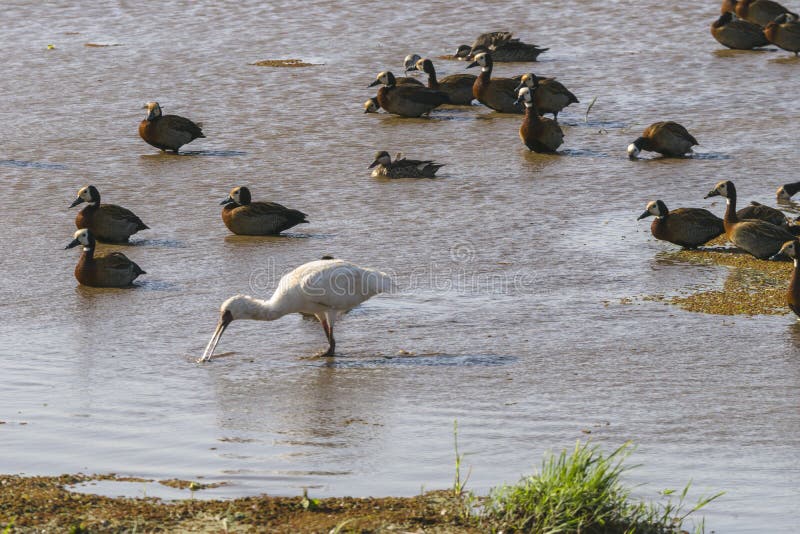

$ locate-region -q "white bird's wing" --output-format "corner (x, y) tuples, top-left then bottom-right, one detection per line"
(295, 260), (392, 311)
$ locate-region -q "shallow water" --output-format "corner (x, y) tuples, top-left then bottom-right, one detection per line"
(1, 1), (798, 531)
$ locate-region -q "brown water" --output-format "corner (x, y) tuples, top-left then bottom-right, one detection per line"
(1, 1), (798, 531)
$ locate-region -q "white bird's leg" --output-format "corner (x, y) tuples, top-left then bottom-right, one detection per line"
(315, 314), (335, 357)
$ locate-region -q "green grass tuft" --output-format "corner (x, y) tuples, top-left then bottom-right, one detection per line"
(480, 441), (721, 534)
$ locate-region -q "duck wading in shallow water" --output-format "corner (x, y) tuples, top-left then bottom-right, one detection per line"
(453, 31), (548, 62)
(410, 58), (476, 106)
(369, 151), (444, 178)
(138, 101), (205, 153)
(65, 229), (146, 287)
(514, 73), (579, 121)
(637, 200), (725, 248)
(705, 180), (795, 259)
(764, 13), (800, 55)
(771, 238), (800, 316)
(776, 181), (800, 202)
(466, 52), (524, 114)
(368, 71), (450, 117)
(70, 185), (149, 243)
(711, 12), (770, 49)
(627, 122), (698, 159)
(220, 186), (309, 236)
(516, 86), (564, 153)
(199, 259), (393, 362)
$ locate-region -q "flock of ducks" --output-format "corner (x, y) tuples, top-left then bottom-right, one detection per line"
(61, 13), (800, 361)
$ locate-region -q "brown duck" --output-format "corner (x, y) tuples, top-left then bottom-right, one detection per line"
(65, 229), (145, 287)
(514, 73), (579, 121)
(466, 52), (524, 114)
(70, 185), (148, 243)
(368, 71), (450, 117)
(705, 180), (794, 259)
(764, 13), (800, 55)
(770, 238), (800, 315)
(412, 58), (476, 106)
(139, 101), (205, 153)
(736, 0), (797, 26)
(515, 86), (564, 153)
(369, 151), (444, 178)
(711, 12), (770, 48)
(627, 122), (698, 159)
(637, 200), (724, 248)
(454, 32), (548, 62)
(221, 186), (308, 236)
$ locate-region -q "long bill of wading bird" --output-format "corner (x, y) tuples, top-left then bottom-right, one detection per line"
(69, 185), (149, 243)
(199, 259), (394, 362)
(138, 101), (205, 153)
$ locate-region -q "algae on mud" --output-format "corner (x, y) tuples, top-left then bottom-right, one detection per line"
(638, 241), (794, 316)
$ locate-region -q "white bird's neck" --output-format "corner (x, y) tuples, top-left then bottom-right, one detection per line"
(236, 295), (286, 322)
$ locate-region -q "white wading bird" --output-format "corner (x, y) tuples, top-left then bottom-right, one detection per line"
(199, 259), (393, 362)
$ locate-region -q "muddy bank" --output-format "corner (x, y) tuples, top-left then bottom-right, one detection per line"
(0, 474), (477, 533)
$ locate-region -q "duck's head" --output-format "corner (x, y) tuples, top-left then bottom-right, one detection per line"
(221, 186), (251, 206)
(627, 138), (646, 160)
(514, 73), (539, 93)
(637, 200), (668, 220)
(143, 101), (162, 121)
(772, 239), (800, 261)
(514, 86), (533, 106)
(454, 45), (471, 58)
(403, 54), (421, 71)
(705, 180), (736, 200)
(369, 151), (392, 168)
(466, 51), (490, 70)
(713, 12), (733, 28)
(415, 58), (434, 74)
(65, 228), (95, 251)
(776, 182), (800, 202)
(363, 97), (380, 113)
(70, 185), (100, 208)
(720, 0), (738, 14)
(368, 71), (396, 87)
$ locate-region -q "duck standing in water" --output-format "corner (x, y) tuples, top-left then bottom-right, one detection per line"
(199, 258), (393, 361)
(368, 71), (450, 117)
(410, 58), (476, 106)
(70, 185), (149, 243)
(515, 86), (563, 153)
(466, 52), (524, 114)
(514, 73), (579, 121)
(369, 151), (444, 178)
(454, 31), (548, 62)
(637, 200), (724, 248)
(771, 239), (800, 316)
(65, 229), (145, 287)
(627, 122), (698, 159)
(711, 12), (769, 49)
(764, 13), (800, 55)
(138, 101), (205, 153)
(220, 186), (308, 235)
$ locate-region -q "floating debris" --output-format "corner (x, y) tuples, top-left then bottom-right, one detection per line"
(85, 42), (122, 47)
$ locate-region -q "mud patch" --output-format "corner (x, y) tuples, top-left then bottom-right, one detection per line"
(250, 59), (319, 67)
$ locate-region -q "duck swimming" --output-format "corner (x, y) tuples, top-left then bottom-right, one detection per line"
(70, 185), (148, 243)
(220, 186), (308, 235)
(368, 71), (450, 117)
(637, 200), (725, 248)
(515, 86), (564, 153)
(466, 52), (524, 114)
(369, 151), (444, 178)
(65, 229), (145, 287)
(514, 73), (579, 121)
(454, 32), (548, 62)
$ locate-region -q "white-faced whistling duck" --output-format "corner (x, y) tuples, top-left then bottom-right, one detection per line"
(737, 0), (797, 26)
(65, 229), (145, 287)
(705, 180), (795, 259)
(410, 58), (476, 106)
(771, 238), (800, 315)
(368, 71), (450, 117)
(466, 52), (524, 114)
(637, 200), (725, 248)
(138, 101), (205, 153)
(514, 73), (579, 121)
(220, 186), (309, 236)
(777, 182), (800, 202)
(764, 13), (800, 55)
(627, 121), (698, 159)
(70, 185), (148, 243)
(364, 97), (380, 113)
(199, 259), (393, 361)
(403, 54), (422, 71)
(454, 32), (548, 62)
(515, 86), (564, 153)
(369, 151), (444, 178)
(711, 12), (770, 48)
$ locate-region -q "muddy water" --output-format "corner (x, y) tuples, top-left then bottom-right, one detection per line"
(1, 1), (798, 531)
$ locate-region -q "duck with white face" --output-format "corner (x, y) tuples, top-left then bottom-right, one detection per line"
(138, 100), (205, 153)
(69, 184), (148, 243)
(363, 97), (380, 113)
(637, 199), (725, 248)
(368, 150), (444, 178)
(403, 53), (422, 71)
(776, 182), (800, 202)
(65, 228), (146, 287)
(368, 71), (450, 117)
